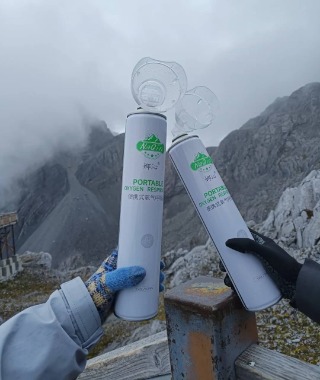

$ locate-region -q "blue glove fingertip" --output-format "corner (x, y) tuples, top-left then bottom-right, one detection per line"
(106, 266), (146, 292)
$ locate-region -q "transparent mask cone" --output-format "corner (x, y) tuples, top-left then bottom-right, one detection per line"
(173, 86), (219, 136)
(131, 57), (187, 113)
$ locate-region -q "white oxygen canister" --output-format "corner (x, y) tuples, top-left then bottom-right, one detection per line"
(115, 111), (167, 321)
(168, 134), (281, 311)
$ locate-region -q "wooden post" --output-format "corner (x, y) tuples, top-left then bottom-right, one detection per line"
(164, 276), (258, 380)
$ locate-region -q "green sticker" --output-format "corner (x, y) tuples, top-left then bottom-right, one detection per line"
(137, 134), (165, 159)
(190, 152), (213, 172)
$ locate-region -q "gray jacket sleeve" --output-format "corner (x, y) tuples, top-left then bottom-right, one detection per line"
(296, 258), (320, 324)
(0, 277), (103, 380)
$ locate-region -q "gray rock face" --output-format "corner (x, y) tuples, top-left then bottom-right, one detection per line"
(18, 166), (115, 268)
(165, 239), (222, 289)
(20, 251), (52, 270)
(258, 170), (320, 248)
(16, 122), (120, 268)
(16, 163), (69, 249)
(215, 82), (320, 223)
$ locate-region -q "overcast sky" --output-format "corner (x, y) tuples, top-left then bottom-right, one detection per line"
(1, 0), (320, 204)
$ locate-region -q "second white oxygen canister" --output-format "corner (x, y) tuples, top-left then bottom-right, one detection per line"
(169, 134), (281, 311)
(115, 111), (167, 321)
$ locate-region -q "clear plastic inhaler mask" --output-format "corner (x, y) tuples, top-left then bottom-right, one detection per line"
(131, 57), (219, 136)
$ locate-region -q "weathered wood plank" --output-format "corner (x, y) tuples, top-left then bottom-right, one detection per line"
(235, 344), (320, 380)
(0, 212), (18, 227)
(79, 331), (170, 380)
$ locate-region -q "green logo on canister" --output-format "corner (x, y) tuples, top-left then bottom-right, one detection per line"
(136, 134), (165, 159)
(190, 152), (213, 172)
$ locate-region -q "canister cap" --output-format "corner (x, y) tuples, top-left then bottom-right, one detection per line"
(169, 134), (199, 151)
(127, 107), (167, 120)
(172, 133), (188, 143)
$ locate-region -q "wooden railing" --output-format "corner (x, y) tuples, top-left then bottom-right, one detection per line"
(0, 212), (18, 228)
(81, 276), (320, 379)
(0, 212), (18, 260)
(79, 331), (170, 380)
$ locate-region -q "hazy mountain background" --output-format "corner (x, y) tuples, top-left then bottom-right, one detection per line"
(5, 82), (320, 268)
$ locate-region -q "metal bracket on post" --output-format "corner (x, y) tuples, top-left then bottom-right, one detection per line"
(164, 276), (258, 380)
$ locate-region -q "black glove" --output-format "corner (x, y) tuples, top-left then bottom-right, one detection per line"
(224, 229), (302, 306)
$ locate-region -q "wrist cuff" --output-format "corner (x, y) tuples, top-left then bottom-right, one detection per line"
(60, 277), (103, 348)
(296, 259), (320, 323)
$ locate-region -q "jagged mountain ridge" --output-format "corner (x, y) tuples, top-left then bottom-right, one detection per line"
(14, 83), (320, 267)
(215, 82), (320, 222)
(258, 169), (320, 248)
(164, 82), (320, 251)
(16, 121), (121, 267)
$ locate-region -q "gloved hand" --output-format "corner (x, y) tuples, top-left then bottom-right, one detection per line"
(86, 249), (165, 322)
(224, 229), (302, 306)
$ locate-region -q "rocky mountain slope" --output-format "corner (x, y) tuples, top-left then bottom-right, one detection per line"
(215, 82), (320, 222)
(258, 169), (320, 248)
(11, 82), (320, 267)
(15, 123), (122, 268)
